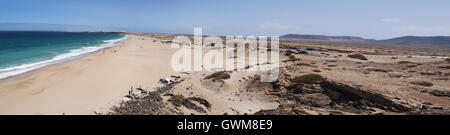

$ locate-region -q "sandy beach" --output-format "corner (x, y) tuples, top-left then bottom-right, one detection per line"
(0, 35), (178, 114)
(0, 33), (448, 115)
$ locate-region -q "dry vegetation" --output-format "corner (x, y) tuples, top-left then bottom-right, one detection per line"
(410, 81), (434, 87)
(347, 54), (368, 60)
(205, 71), (231, 80)
(168, 95), (185, 107)
(283, 56), (301, 62)
(292, 74), (323, 84)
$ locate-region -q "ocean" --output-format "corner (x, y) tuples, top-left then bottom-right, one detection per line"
(0, 31), (127, 79)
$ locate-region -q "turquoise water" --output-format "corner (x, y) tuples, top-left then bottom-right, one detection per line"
(0, 31), (127, 79)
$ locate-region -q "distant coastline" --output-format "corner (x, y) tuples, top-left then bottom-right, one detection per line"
(0, 31), (128, 80)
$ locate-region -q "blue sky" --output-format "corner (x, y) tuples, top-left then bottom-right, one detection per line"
(0, 0), (449, 39)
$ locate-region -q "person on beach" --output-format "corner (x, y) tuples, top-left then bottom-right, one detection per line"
(129, 86), (134, 97)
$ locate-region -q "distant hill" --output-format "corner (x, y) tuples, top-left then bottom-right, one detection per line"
(281, 34), (450, 46)
(380, 36), (450, 46)
(280, 34), (369, 42)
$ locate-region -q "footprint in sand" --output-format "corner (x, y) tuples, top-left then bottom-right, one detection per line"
(29, 87), (45, 95)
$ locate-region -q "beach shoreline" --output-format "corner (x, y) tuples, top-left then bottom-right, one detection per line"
(1, 33), (449, 115)
(0, 34), (178, 114)
(0, 43), (121, 84)
(0, 33), (128, 81)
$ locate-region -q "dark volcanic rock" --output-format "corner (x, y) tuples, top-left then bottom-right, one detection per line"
(430, 90), (450, 97)
(295, 93), (332, 107)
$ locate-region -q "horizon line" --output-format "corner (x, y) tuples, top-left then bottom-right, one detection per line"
(1, 22), (450, 40)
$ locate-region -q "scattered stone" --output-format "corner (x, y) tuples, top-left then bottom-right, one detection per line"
(398, 61), (412, 64)
(348, 54), (368, 60)
(292, 74), (323, 84)
(312, 69), (321, 73)
(372, 68), (390, 73)
(445, 58), (450, 63)
(108, 77), (184, 115)
(205, 71), (231, 80)
(295, 93), (332, 107)
(283, 57), (301, 62)
(420, 72), (438, 76)
(430, 90), (450, 97)
(440, 66), (450, 69)
(186, 97), (212, 110)
(168, 95), (185, 107)
(388, 73), (404, 78)
(168, 95), (211, 113)
(296, 63), (312, 66)
(160, 77), (172, 84)
(410, 81), (434, 87)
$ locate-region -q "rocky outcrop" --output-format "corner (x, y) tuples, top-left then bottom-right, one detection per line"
(321, 80), (412, 112)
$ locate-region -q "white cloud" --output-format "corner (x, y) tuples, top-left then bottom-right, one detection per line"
(381, 18), (402, 23)
(260, 22), (295, 30)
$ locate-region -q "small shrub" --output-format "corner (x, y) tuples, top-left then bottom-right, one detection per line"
(292, 74), (323, 84)
(370, 68), (390, 73)
(205, 71), (231, 80)
(440, 66), (450, 69)
(398, 61), (412, 64)
(430, 90), (449, 97)
(445, 58), (450, 63)
(328, 65), (338, 67)
(298, 51), (308, 54)
(348, 54), (368, 60)
(363, 71), (371, 75)
(312, 69), (322, 73)
(168, 95), (185, 107)
(186, 97), (211, 109)
(283, 57), (301, 62)
(410, 81), (434, 87)
(433, 78), (449, 80)
(296, 63), (311, 66)
(423, 102), (434, 106)
(420, 72), (438, 76)
(326, 60), (338, 62)
(285, 52), (293, 56)
(389, 74), (403, 78)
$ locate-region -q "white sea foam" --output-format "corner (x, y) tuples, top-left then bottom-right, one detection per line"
(0, 35), (129, 79)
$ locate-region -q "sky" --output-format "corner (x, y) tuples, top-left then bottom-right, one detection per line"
(0, 0), (449, 39)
